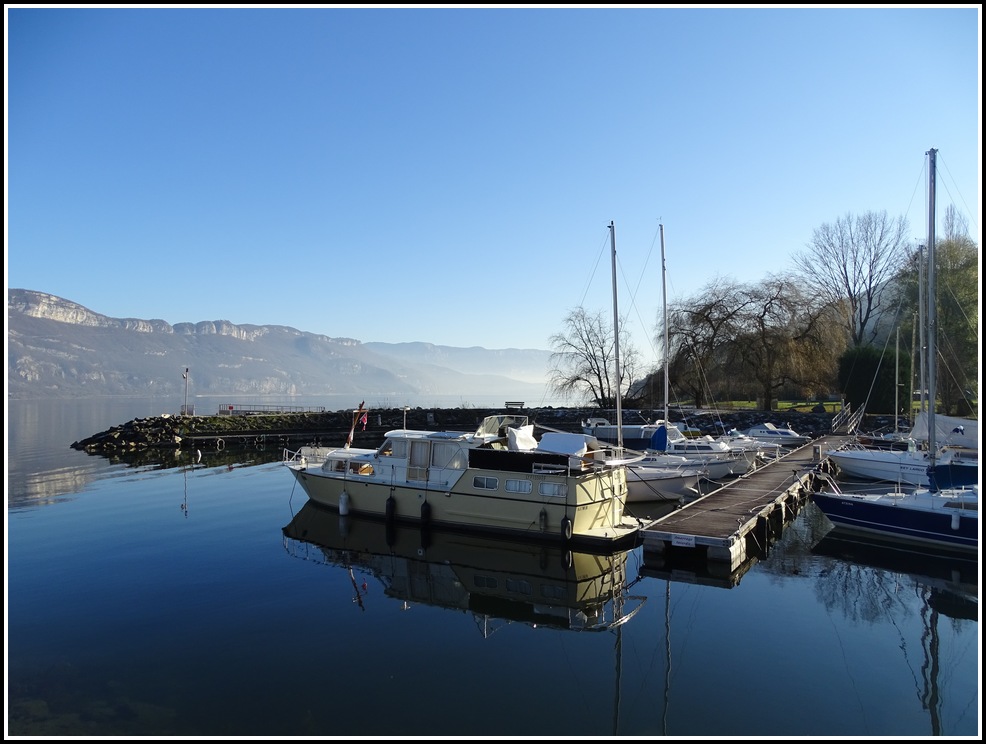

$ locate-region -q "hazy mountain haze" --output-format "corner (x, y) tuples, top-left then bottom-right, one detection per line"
(6, 289), (554, 402)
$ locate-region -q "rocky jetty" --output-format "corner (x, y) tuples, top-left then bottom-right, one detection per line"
(71, 406), (859, 457)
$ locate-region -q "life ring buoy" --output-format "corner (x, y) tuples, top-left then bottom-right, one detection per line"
(560, 516), (573, 542)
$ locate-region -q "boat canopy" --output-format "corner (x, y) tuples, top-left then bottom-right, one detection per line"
(909, 411), (978, 450)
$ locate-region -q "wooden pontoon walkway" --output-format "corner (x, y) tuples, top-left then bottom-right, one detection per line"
(640, 434), (851, 572)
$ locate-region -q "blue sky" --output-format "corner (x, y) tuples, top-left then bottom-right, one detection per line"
(6, 6), (981, 370)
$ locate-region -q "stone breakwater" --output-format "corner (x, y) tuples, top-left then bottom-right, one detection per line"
(70, 407), (861, 456)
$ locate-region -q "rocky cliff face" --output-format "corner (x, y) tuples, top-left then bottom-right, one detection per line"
(9, 290), (175, 333)
(7, 289), (552, 400)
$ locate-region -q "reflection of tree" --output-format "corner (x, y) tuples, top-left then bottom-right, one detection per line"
(816, 560), (911, 624)
(85, 447), (284, 471)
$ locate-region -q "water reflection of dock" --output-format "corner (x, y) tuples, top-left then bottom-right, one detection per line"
(641, 435), (851, 573)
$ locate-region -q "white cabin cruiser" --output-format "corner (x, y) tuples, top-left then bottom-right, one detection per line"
(284, 410), (642, 550)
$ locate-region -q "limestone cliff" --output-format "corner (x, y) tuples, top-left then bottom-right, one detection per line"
(7, 289), (551, 399)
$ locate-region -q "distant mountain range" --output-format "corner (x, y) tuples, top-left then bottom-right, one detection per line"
(6, 289), (553, 400)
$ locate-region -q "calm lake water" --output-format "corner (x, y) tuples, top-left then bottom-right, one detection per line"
(6, 396), (981, 737)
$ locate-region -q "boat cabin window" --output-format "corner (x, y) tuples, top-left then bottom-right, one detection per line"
(378, 438), (406, 458)
(540, 584), (566, 600)
(432, 441), (466, 469)
(504, 478), (532, 494)
(473, 475), (498, 490)
(324, 459), (373, 476)
(325, 459), (346, 473)
(539, 482), (567, 498)
(505, 579), (533, 596)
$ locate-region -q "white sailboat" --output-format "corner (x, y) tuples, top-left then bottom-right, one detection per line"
(605, 221), (704, 503)
(643, 224), (753, 479)
(810, 148), (978, 554)
(824, 159), (974, 489)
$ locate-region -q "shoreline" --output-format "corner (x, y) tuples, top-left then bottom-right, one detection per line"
(69, 406), (848, 456)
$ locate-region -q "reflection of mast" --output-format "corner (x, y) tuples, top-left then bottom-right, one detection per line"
(347, 565), (366, 611)
(613, 609), (622, 735)
(662, 579), (670, 736)
(919, 585), (942, 736)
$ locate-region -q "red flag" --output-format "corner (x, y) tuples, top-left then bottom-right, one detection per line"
(360, 412), (368, 430)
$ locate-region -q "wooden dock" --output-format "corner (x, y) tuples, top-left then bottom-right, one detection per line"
(640, 435), (851, 574)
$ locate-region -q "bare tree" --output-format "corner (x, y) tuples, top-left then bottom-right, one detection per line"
(548, 307), (640, 407)
(792, 211), (911, 346)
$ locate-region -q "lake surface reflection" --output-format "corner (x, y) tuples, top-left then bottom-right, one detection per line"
(5, 397), (981, 737)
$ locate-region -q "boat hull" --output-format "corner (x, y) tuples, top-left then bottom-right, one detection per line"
(826, 448), (931, 486)
(809, 489), (978, 553)
(285, 459), (639, 550)
(743, 424), (811, 448)
(928, 460), (979, 490)
(625, 466), (702, 502)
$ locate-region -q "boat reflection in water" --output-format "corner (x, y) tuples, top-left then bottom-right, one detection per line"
(282, 501), (645, 635)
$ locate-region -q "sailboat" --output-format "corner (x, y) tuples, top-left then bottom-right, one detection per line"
(824, 196), (976, 488)
(604, 221), (705, 503)
(638, 224), (753, 479)
(584, 224), (753, 483)
(809, 148), (978, 554)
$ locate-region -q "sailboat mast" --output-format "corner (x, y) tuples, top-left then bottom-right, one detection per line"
(609, 221), (623, 448)
(660, 224), (669, 425)
(926, 148), (937, 459)
(894, 326), (900, 436)
(909, 311), (917, 425)
(917, 245), (927, 413)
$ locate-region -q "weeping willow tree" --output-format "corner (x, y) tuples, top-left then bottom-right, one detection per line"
(663, 277), (747, 409)
(661, 275), (845, 411)
(726, 276), (845, 409)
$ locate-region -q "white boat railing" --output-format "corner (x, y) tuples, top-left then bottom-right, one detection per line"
(832, 402), (863, 434)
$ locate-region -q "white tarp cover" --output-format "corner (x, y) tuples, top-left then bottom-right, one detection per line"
(908, 411), (978, 450)
(536, 432), (595, 455)
(536, 432), (601, 469)
(506, 424), (538, 451)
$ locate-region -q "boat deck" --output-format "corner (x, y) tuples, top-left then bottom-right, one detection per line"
(640, 435), (851, 573)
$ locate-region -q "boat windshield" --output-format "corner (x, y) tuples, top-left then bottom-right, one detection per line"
(474, 414), (529, 437)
